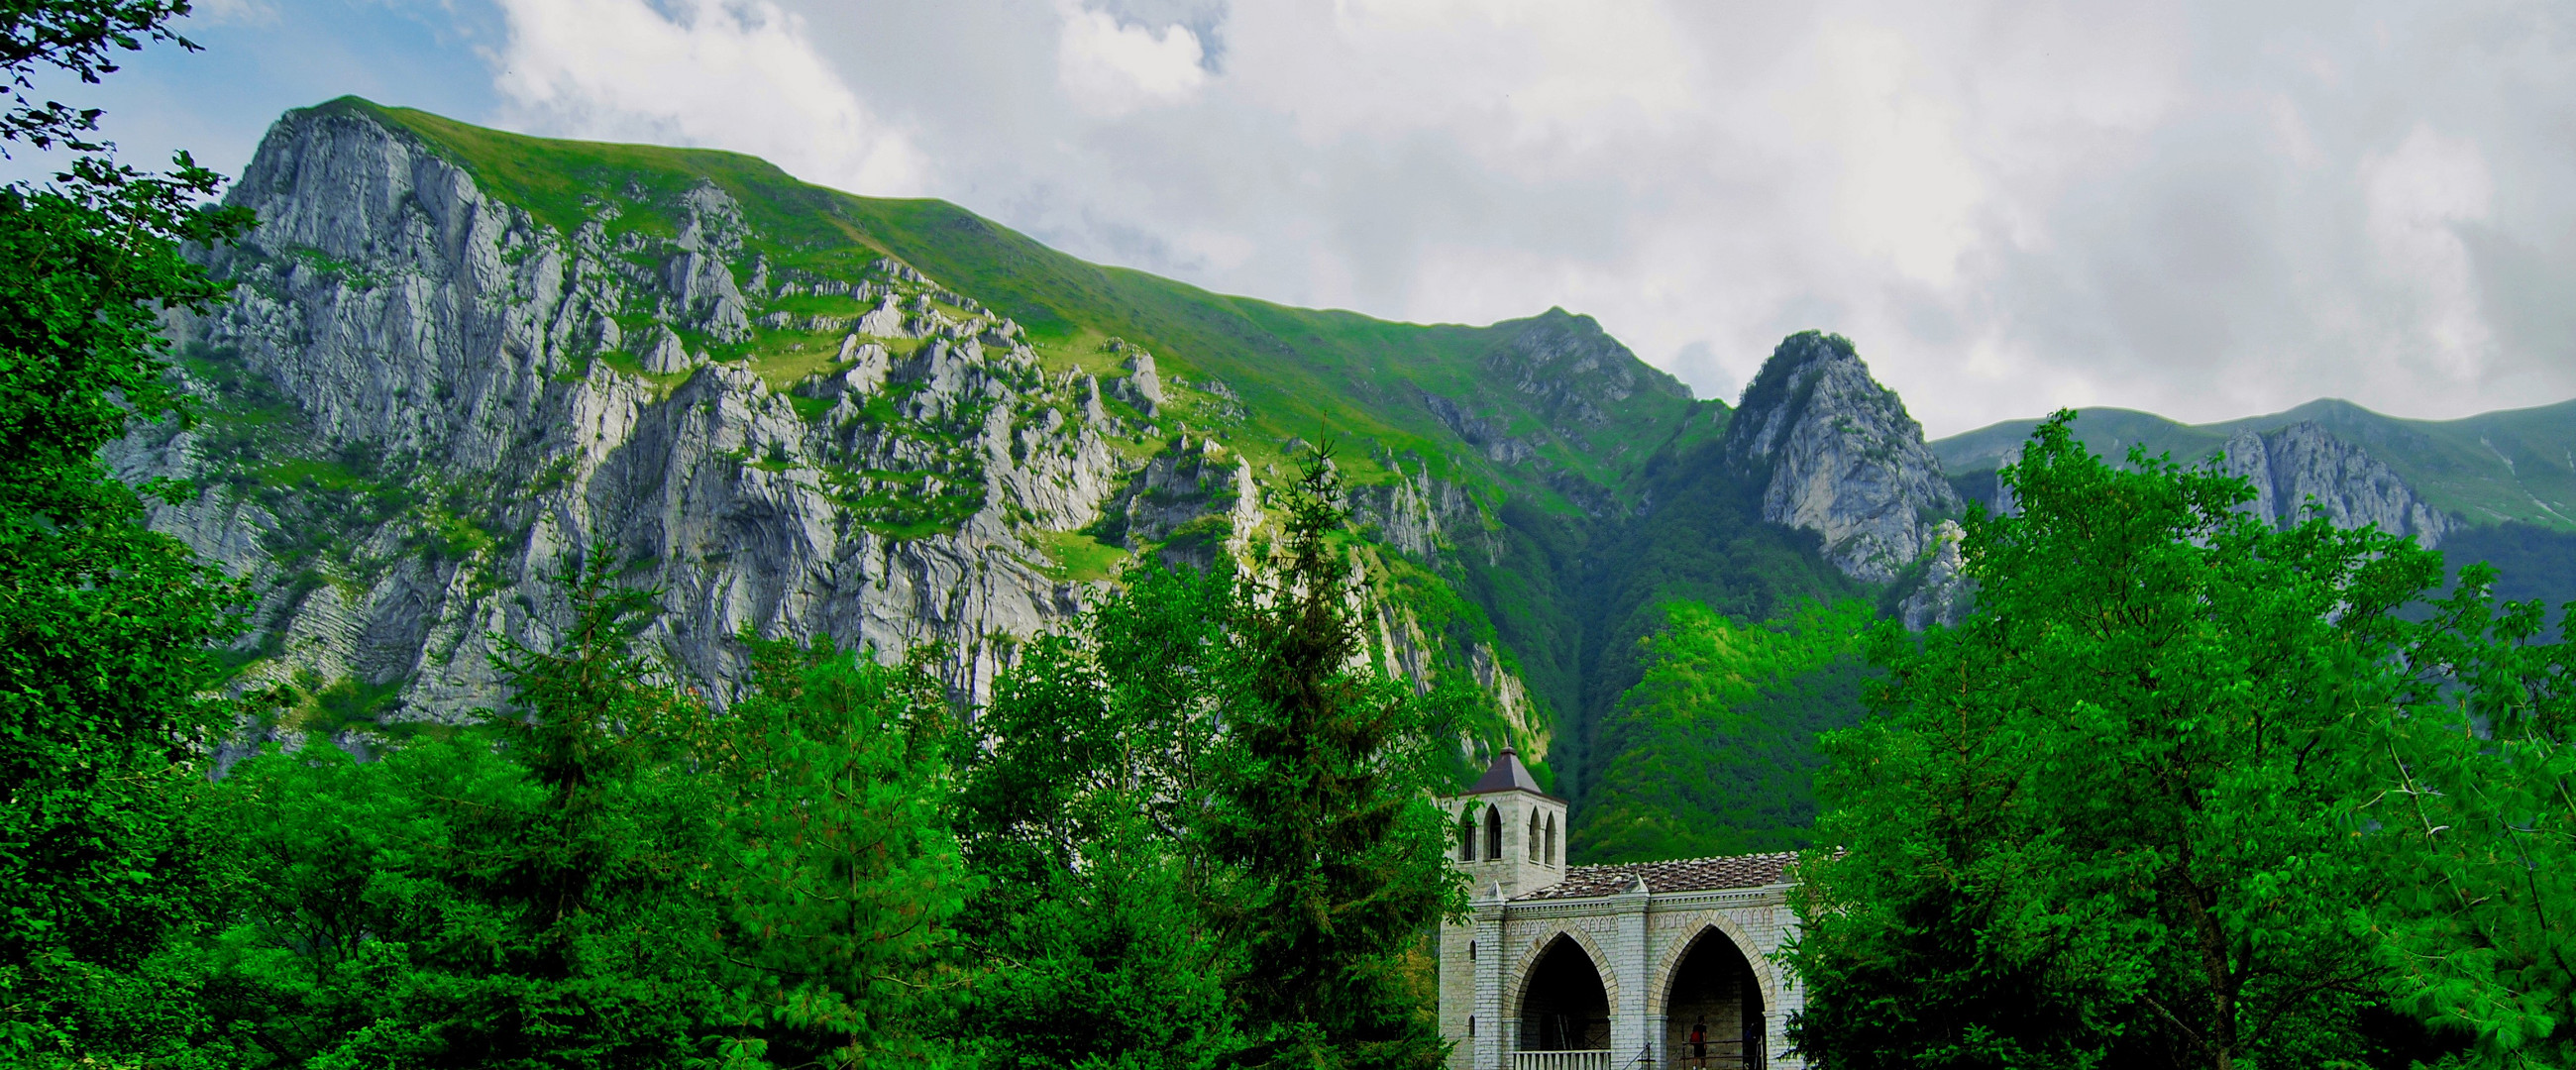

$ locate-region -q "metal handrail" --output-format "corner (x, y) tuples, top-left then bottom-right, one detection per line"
(1659, 1035), (1766, 1070)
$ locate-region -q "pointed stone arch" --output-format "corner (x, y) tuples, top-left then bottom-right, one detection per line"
(1647, 914), (1783, 1016)
(1502, 923), (1619, 1021)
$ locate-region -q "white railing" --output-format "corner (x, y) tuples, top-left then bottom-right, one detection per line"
(1511, 1051), (1612, 1070)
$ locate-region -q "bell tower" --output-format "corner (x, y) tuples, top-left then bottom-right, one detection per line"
(1443, 747), (1567, 899)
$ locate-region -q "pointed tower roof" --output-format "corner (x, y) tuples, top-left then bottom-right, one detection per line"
(1464, 748), (1557, 799)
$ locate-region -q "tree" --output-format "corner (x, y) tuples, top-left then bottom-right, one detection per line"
(2357, 564), (2576, 1066)
(0, 0), (251, 1060)
(199, 550), (726, 1069)
(199, 555), (978, 1069)
(1788, 412), (2443, 1069)
(707, 633), (972, 1070)
(1200, 451), (1467, 1070)
(951, 561), (1243, 1069)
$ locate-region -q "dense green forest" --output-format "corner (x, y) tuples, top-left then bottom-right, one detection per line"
(11, 3), (2576, 1066)
(0, 11), (1465, 1062)
(1790, 418), (2576, 1069)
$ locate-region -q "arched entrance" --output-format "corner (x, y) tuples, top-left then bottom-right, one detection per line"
(1519, 934), (1611, 1051)
(1664, 927), (1765, 1069)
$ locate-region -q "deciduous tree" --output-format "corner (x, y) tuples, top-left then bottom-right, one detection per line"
(1789, 412), (2441, 1069)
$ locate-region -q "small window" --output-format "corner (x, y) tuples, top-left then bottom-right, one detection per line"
(1527, 809), (1541, 861)
(1458, 812), (1476, 862)
(1546, 813), (1557, 865)
(1468, 1015), (1476, 1037)
(1484, 803), (1503, 860)
(1468, 940), (1477, 962)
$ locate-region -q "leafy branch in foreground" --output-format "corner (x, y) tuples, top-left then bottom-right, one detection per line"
(0, 0), (252, 1061)
(2360, 563), (2576, 1066)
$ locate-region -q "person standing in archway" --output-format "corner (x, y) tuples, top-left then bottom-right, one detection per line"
(1689, 1019), (1708, 1068)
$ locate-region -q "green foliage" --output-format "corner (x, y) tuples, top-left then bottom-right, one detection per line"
(196, 553), (969, 1069)
(1200, 452), (1467, 1070)
(951, 458), (1470, 1070)
(953, 563), (1239, 1069)
(2355, 565), (2576, 1066)
(0, 0), (199, 152)
(1788, 412), (2449, 1069)
(1558, 421), (1863, 824)
(1578, 598), (1871, 862)
(0, 1), (257, 1060)
(707, 634), (971, 1069)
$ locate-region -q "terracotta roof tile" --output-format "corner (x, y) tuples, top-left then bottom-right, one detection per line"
(1512, 851), (1798, 901)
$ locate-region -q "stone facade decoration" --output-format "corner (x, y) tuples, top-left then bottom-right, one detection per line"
(1439, 750), (1804, 1070)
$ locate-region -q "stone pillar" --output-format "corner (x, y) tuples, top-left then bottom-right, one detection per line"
(1473, 896), (1508, 1070)
(1440, 918), (1474, 1070)
(1766, 903), (1804, 1069)
(1610, 880), (1653, 1064)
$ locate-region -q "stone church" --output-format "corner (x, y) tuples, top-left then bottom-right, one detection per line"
(1438, 750), (1803, 1070)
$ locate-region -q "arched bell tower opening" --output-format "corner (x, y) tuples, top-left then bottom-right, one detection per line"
(1441, 748), (1567, 899)
(1664, 927), (1766, 1069)
(1519, 935), (1612, 1052)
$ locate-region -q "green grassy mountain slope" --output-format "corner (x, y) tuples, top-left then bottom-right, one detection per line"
(354, 99), (1695, 513)
(182, 98), (1972, 866)
(1935, 399), (2576, 531)
(198, 97), (1772, 809)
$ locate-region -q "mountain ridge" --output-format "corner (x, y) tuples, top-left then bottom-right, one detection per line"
(130, 96), (1790, 801)
(1935, 397), (2576, 533)
(138, 96), (2572, 865)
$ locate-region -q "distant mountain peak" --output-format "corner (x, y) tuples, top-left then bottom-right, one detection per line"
(1719, 331), (1959, 586)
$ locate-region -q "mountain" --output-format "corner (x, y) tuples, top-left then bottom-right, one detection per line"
(108, 97), (2166, 859)
(1937, 399), (2576, 533)
(1934, 401), (2576, 612)
(118, 98), (1805, 785)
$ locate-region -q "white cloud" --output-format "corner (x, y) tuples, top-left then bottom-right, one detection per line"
(1799, 19), (1984, 286)
(487, 0), (926, 196)
(2362, 125), (2494, 377)
(1055, 1), (1208, 117)
(191, 0), (280, 26)
(436, 0), (2576, 435)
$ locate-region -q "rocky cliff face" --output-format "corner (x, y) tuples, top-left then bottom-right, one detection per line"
(117, 101), (1564, 756)
(1719, 331), (1961, 585)
(1345, 461), (1498, 567)
(2221, 423), (2453, 547)
(117, 104), (1160, 723)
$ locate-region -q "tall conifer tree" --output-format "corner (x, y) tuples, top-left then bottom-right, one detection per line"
(1204, 451), (1464, 1070)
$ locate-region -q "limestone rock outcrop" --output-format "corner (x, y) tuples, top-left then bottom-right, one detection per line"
(1095, 434), (1259, 568)
(2220, 423), (2453, 546)
(1720, 331), (1961, 584)
(1480, 308), (1692, 436)
(1346, 462), (1499, 566)
(118, 102), (1131, 721)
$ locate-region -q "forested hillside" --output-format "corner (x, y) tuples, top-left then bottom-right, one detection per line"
(124, 99), (1981, 861)
(111, 98), (2576, 873)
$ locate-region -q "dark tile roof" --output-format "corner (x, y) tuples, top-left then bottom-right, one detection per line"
(1465, 748), (1554, 797)
(1513, 851), (1798, 901)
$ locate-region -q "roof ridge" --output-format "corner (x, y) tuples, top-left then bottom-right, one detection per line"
(1516, 851), (1798, 902)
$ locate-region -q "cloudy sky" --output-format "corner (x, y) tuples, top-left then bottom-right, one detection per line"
(39, 0), (2576, 436)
